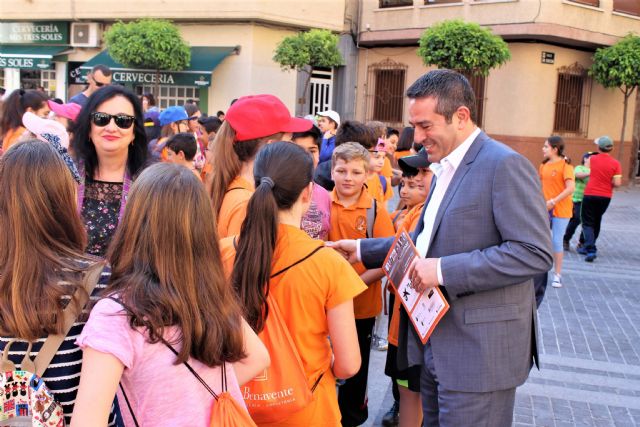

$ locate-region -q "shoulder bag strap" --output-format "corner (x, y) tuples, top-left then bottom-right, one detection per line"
(366, 198), (377, 239)
(107, 296), (220, 401)
(33, 261), (105, 377)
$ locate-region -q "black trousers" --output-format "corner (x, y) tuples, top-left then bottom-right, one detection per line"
(339, 317), (375, 427)
(563, 201), (584, 244)
(581, 195), (611, 255)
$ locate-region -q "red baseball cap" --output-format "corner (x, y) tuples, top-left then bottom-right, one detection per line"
(48, 100), (82, 122)
(226, 94), (312, 142)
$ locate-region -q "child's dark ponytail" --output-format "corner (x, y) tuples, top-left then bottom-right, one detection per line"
(231, 142), (314, 332)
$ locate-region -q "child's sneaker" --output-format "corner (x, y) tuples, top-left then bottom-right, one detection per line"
(551, 274), (563, 288)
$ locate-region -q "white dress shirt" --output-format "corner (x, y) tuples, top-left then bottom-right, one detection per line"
(415, 127), (481, 284)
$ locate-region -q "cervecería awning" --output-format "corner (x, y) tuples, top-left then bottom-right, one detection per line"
(79, 46), (237, 87)
(0, 45), (69, 69)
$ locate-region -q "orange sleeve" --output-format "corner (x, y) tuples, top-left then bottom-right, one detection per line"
(563, 162), (575, 181)
(381, 157), (393, 180)
(322, 249), (367, 310)
(373, 203), (396, 239)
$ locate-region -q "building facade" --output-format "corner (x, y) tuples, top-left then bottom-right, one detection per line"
(0, 0), (353, 115)
(355, 0), (640, 181)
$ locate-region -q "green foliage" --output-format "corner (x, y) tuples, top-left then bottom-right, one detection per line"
(273, 29), (343, 73)
(417, 20), (510, 76)
(590, 34), (640, 93)
(104, 19), (191, 71)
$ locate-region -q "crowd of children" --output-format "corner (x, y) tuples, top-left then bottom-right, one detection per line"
(0, 84), (434, 427)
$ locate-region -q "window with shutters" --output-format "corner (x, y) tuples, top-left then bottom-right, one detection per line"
(613, 0), (640, 16)
(365, 59), (407, 128)
(553, 63), (592, 136)
(379, 0), (413, 7)
(460, 71), (487, 127)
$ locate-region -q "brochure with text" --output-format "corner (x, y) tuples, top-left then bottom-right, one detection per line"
(382, 231), (449, 344)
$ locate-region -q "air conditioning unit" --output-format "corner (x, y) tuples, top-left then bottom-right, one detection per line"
(71, 23), (101, 47)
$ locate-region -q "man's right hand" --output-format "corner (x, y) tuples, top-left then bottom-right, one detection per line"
(326, 239), (359, 264)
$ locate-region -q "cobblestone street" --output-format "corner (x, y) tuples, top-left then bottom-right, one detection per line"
(365, 187), (640, 427)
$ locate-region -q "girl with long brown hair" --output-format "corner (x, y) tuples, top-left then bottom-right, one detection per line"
(207, 94), (312, 238)
(0, 140), (117, 425)
(220, 142), (365, 426)
(0, 89), (49, 151)
(71, 162), (269, 426)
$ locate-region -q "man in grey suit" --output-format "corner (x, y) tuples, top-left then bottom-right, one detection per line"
(330, 70), (552, 426)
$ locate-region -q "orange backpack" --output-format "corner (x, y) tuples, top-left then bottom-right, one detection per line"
(243, 245), (325, 424)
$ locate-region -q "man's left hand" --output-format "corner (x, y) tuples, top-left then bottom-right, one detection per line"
(408, 257), (439, 293)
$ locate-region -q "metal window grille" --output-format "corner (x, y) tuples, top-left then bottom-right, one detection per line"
(135, 85), (199, 110)
(613, 0), (640, 15)
(379, 0), (413, 7)
(460, 71), (487, 127)
(40, 70), (56, 98)
(365, 58), (407, 128)
(308, 68), (333, 115)
(553, 63), (592, 136)
(568, 0), (600, 6)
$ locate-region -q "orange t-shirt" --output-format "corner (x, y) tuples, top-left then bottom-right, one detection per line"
(394, 150), (411, 161)
(366, 174), (393, 203)
(1, 126), (28, 152)
(217, 176), (254, 239)
(220, 225), (366, 427)
(539, 160), (574, 218)
(388, 202), (424, 346)
(329, 188), (395, 319)
(381, 156), (393, 181)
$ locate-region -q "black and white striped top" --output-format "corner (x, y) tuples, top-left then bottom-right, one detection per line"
(0, 267), (118, 426)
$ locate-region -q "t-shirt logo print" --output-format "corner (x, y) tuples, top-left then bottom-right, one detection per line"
(254, 369), (268, 382)
(355, 216), (367, 234)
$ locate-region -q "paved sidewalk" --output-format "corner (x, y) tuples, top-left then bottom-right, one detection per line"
(363, 187), (640, 426)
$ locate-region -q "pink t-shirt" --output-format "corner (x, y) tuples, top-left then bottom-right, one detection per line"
(77, 298), (246, 426)
(302, 184), (332, 240)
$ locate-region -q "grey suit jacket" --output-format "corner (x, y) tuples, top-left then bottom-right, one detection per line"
(361, 131), (553, 393)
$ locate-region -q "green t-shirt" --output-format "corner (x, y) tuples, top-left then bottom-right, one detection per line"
(573, 165), (590, 202)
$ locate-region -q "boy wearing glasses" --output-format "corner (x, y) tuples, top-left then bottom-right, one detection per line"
(70, 64), (112, 107)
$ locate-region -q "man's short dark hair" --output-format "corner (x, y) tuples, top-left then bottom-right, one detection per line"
(92, 64), (112, 77)
(293, 124), (322, 149)
(406, 69), (477, 124)
(166, 132), (197, 161)
(198, 116), (223, 134)
(335, 120), (377, 150)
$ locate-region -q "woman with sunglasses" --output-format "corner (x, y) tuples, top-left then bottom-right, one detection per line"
(71, 85), (149, 257)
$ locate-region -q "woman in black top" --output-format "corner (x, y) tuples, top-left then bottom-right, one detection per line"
(72, 85), (148, 257)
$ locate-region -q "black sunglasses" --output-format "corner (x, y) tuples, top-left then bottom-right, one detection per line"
(91, 112), (136, 129)
(92, 76), (106, 87)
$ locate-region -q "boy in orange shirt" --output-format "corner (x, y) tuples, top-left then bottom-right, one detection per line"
(328, 142), (395, 427)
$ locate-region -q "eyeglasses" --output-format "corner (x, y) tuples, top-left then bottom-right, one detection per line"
(91, 112), (135, 129)
(188, 116), (199, 121)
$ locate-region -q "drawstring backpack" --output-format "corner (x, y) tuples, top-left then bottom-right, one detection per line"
(110, 298), (256, 427)
(242, 244), (325, 424)
(0, 262), (105, 427)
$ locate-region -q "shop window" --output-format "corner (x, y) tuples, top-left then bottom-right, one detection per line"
(380, 0), (413, 7)
(553, 63), (592, 136)
(613, 0), (640, 15)
(20, 68), (56, 98)
(366, 59), (407, 128)
(135, 85), (200, 110)
(460, 71), (487, 128)
(567, 0), (599, 6)
(0, 69), (4, 90)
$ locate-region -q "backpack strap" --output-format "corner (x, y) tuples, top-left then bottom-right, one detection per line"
(270, 245), (324, 279)
(225, 187), (246, 193)
(366, 198), (377, 239)
(378, 174), (387, 194)
(32, 261), (105, 377)
(108, 297), (222, 400)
